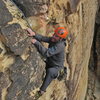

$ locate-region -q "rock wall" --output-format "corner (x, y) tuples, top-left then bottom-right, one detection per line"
(86, 2), (100, 100)
(0, 1), (45, 100)
(95, 3), (100, 80)
(0, 0), (98, 100)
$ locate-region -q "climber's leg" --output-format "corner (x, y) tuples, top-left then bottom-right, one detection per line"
(40, 67), (58, 92)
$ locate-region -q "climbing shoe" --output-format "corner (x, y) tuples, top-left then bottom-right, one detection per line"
(57, 67), (67, 81)
(33, 90), (44, 100)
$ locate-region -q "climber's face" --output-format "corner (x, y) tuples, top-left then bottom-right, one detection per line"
(51, 34), (61, 42)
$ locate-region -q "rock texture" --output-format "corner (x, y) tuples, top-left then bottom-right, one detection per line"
(12, 0), (49, 17)
(0, 0), (99, 100)
(85, 2), (100, 100)
(95, 7), (100, 80)
(0, 1), (45, 100)
(0, 0), (13, 26)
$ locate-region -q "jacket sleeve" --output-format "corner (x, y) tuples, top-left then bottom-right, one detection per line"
(34, 41), (64, 58)
(34, 34), (51, 43)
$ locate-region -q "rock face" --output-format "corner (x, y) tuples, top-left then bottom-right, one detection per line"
(0, 0), (13, 26)
(1, 23), (30, 55)
(12, 0), (49, 17)
(95, 7), (100, 80)
(0, 0), (99, 100)
(84, 2), (100, 100)
(0, 1), (45, 100)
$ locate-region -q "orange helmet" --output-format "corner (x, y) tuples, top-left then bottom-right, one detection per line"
(54, 27), (68, 39)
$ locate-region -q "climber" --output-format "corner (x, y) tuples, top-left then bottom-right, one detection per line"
(27, 25), (68, 98)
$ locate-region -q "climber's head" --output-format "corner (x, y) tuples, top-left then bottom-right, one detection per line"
(51, 27), (68, 42)
(54, 27), (68, 39)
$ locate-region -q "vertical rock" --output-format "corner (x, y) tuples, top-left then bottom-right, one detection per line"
(0, 0), (13, 27)
(0, 0), (99, 100)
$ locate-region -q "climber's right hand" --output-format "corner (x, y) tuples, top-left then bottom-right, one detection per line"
(31, 39), (37, 44)
(27, 28), (35, 37)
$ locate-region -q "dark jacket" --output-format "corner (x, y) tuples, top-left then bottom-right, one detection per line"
(34, 34), (66, 68)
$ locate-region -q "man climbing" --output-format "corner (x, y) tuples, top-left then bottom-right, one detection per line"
(27, 25), (68, 98)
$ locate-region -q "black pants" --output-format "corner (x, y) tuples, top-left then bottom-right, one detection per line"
(40, 67), (59, 91)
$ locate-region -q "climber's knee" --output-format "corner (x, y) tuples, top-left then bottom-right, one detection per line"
(47, 67), (58, 79)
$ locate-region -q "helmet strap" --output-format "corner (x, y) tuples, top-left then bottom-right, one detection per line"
(59, 37), (63, 41)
